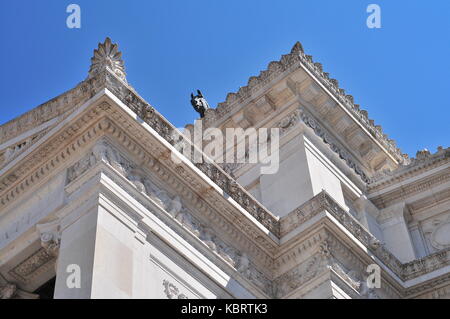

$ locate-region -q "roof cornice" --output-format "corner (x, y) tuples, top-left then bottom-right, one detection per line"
(369, 147), (450, 192)
(208, 42), (408, 165)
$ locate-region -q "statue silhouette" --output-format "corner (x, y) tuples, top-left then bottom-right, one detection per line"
(190, 90), (210, 118)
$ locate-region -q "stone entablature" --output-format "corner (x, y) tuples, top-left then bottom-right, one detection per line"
(281, 191), (450, 282)
(0, 74), (280, 239)
(0, 98), (279, 260)
(366, 147), (449, 212)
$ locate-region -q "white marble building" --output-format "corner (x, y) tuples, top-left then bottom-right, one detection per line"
(0, 38), (449, 299)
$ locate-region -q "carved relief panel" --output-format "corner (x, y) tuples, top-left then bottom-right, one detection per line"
(421, 211), (450, 253)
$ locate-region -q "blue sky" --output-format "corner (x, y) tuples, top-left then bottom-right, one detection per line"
(0, 0), (449, 157)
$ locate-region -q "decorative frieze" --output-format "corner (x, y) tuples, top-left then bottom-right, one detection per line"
(280, 191), (327, 237)
(0, 110), (109, 207)
(92, 117), (278, 264)
(8, 248), (55, 283)
(281, 191), (398, 277)
(406, 273), (450, 297)
(402, 248), (450, 281)
(194, 161), (279, 236)
(281, 190), (450, 286)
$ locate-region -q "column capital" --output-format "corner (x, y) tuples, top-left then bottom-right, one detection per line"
(36, 219), (61, 257)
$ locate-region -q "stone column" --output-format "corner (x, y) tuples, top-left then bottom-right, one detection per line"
(53, 205), (99, 299)
(53, 192), (144, 299)
(378, 202), (416, 262)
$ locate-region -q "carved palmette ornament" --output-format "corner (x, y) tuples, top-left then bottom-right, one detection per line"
(88, 37), (127, 82)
